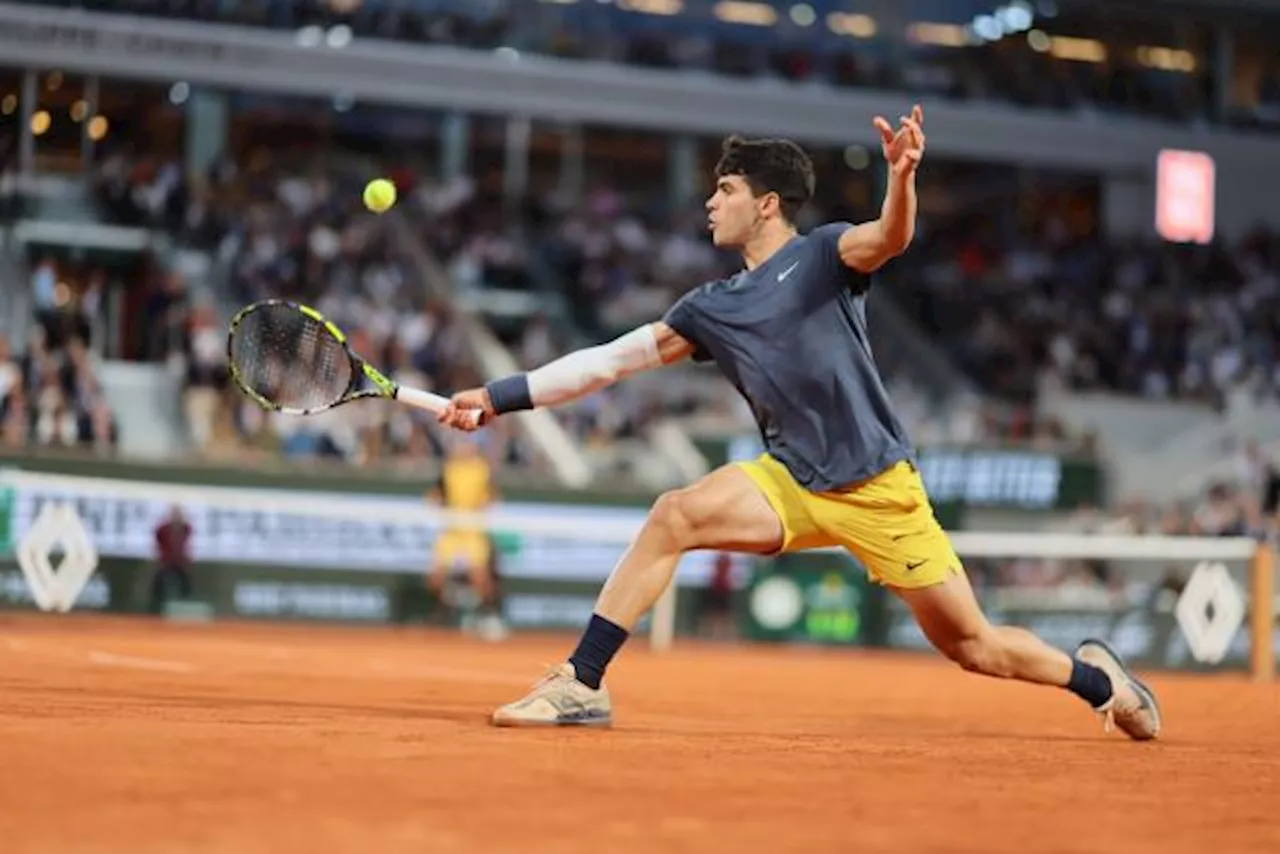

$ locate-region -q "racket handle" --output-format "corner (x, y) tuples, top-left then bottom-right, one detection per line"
(395, 386), (483, 428)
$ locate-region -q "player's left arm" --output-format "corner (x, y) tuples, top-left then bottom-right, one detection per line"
(836, 104), (925, 274)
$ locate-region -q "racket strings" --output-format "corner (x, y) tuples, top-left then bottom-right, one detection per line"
(230, 304), (353, 411)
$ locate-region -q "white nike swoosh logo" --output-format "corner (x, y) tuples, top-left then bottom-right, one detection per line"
(778, 261), (799, 282)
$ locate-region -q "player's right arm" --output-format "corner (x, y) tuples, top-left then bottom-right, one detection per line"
(437, 322), (693, 429)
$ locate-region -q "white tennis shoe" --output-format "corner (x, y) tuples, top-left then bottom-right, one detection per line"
(1074, 639), (1162, 741)
(491, 662), (612, 727)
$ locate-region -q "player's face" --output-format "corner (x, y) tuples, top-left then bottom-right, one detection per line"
(706, 175), (771, 248)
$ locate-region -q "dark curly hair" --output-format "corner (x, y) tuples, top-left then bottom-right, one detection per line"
(714, 136), (816, 224)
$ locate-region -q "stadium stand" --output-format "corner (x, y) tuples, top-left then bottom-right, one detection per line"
(61, 121), (1280, 484)
(888, 189), (1280, 409)
(18, 0), (1278, 132)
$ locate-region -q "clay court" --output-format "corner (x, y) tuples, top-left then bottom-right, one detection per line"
(0, 613), (1275, 854)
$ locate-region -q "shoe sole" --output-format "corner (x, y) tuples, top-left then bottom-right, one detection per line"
(1076, 638), (1162, 740)
(491, 714), (613, 729)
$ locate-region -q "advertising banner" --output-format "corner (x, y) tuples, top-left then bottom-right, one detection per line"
(0, 477), (722, 586)
(741, 552), (870, 646)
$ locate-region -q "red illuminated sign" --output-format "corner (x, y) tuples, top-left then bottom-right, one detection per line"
(1156, 149), (1215, 244)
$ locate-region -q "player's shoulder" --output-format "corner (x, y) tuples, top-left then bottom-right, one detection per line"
(803, 220), (856, 249)
(800, 220), (872, 293)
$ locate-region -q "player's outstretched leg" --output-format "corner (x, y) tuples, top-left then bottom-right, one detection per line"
(491, 465), (785, 727)
(895, 571), (1161, 740)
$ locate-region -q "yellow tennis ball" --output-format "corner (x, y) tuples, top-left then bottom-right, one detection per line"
(363, 178), (397, 213)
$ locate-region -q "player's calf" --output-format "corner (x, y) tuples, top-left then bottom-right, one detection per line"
(938, 631), (1018, 678)
(898, 574), (1161, 740)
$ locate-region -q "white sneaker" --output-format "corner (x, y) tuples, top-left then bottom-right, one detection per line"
(491, 662), (612, 728)
(1074, 639), (1162, 741)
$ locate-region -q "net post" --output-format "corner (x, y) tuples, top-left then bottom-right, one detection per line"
(651, 578), (677, 652)
(1249, 540), (1275, 683)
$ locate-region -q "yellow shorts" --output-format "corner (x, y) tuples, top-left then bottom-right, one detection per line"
(736, 454), (963, 590)
(433, 529), (492, 572)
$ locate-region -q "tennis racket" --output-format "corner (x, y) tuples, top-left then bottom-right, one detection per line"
(226, 299), (480, 426)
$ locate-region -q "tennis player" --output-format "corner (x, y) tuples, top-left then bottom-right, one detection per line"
(437, 105), (1161, 740)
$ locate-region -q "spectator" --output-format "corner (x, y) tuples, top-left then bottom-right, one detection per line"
(698, 552), (738, 641)
(0, 386), (30, 448)
(1190, 482), (1253, 537)
(150, 505), (194, 613)
(30, 256), (61, 342)
(182, 301), (229, 455)
(0, 334), (19, 403)
(2, 319), (119, 456)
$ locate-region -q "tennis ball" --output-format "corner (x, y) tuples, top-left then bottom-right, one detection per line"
(363, 178), (397, 213)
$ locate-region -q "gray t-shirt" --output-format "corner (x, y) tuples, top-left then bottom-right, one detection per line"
(663, 222), (913, 492)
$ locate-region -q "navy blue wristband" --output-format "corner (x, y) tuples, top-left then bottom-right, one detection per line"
(485, 374), (534, 414)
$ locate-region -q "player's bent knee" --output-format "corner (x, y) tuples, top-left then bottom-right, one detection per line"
(649, 490), (697, 550)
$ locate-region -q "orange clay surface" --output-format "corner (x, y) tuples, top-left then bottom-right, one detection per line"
(0, 612), (1277, 854)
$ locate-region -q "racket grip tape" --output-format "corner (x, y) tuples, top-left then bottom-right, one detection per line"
(395, 386), (482, 427)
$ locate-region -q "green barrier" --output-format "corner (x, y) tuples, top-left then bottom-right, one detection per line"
(740, 552), (870, 646)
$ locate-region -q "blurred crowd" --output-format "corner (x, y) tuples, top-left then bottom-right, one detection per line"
(417, 172), (1088, 452)
(423, 177), (709, 471)
(27, 134), (1280, 493)
(956, 435), (1280, 610)
(0, 257), (118, 454)
(21, 0), (1280, 131)
(104, 146), (539, 472)
(80, 145), (1046, 475)
(897, 214), (1280, 411)
(1067, 438), (1280, 543)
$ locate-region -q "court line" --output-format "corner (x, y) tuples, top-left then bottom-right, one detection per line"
(6, 632), (525, 685)
(87, 651), (195, 674)
(3, 638), (194, 673)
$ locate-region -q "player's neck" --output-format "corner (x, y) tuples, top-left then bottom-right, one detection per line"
(740, 224), (799, 271)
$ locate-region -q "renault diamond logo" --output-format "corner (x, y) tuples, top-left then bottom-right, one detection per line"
(16, 502), (99, 613)
(1175, 561), (1245, 665)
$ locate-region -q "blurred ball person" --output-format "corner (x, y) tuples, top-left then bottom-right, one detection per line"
(698, 552), (737, 641)
(427, 436), (506, 640)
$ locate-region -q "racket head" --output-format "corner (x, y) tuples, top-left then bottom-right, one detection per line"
(227, 299), (388, 415)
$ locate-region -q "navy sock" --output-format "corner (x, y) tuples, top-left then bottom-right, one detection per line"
(568, 614), (629, 690)
(1066, 659), (1113, 708)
